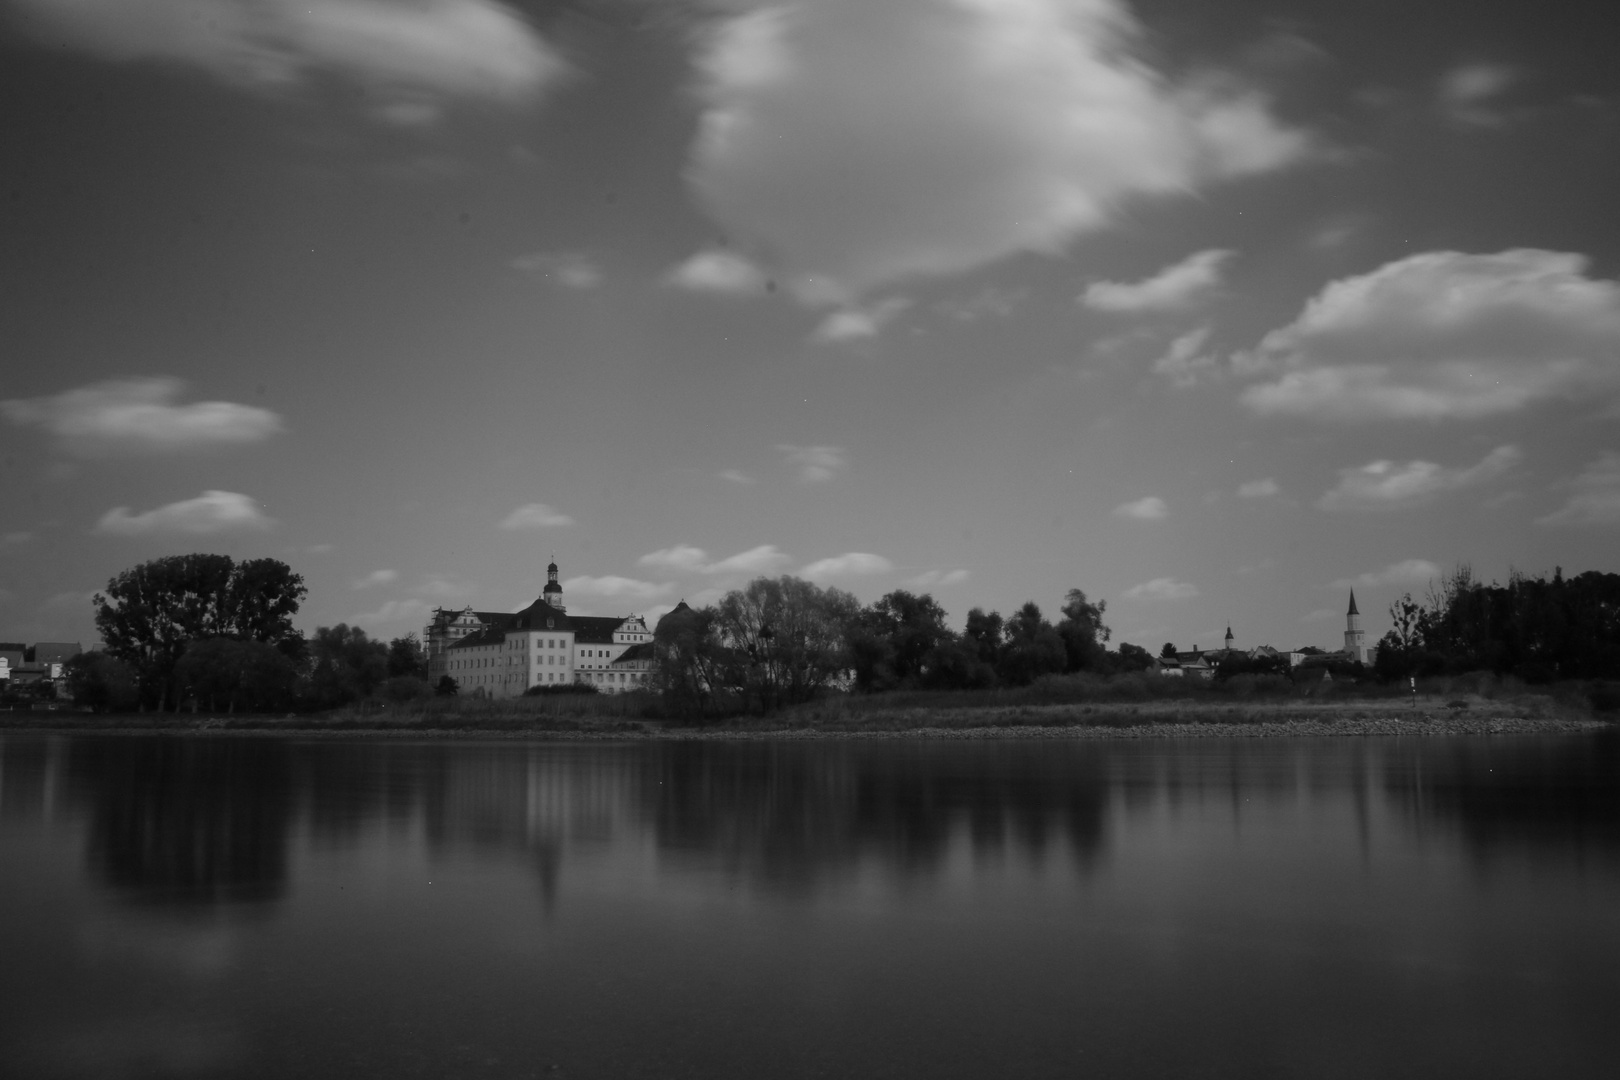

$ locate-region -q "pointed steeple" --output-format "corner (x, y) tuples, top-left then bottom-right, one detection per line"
(1347, 589), (1360, 616)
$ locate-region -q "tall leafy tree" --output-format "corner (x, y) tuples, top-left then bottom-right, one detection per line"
(93, 554), (306, 711)
(1056, 588), (1110, 672)
(714, 576), (860, 711)
(998, 601), (1067, 685)
(306, 624), (389, 708)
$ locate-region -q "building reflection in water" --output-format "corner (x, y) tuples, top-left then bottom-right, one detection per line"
(1, 732), (1617, 917)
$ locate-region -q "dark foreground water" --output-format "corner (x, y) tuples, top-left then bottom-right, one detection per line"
(2, 732), (1618, 1079)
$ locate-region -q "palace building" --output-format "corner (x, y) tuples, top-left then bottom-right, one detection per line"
(423, 561), (654, 698)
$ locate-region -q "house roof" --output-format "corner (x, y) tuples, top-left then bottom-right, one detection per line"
(613, 642), (655, 663)
(32, 642), (82, 663)
(572, 616), (627, 644)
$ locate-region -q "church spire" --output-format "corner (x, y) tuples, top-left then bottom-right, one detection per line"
(1347, 589), (1360, 616)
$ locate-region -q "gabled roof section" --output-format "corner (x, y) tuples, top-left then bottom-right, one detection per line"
(446, 625), (509, 650)
(613, 642), (655, 663)
(511, 596), (573, 632)
(572, 616), (627, 644)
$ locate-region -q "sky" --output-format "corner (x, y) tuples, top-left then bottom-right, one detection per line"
(2, 0), (1618, 655)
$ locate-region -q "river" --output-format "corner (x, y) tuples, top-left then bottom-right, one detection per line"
(1, 731), (1616, 1078)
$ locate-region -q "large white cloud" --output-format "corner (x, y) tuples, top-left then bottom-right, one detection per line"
(1537, 452), (1620, 526)
(684, 0), (1307, 302)
(1122, 577), (1197, 601)
(13, 0), (563, 116)
(1238, 250), (1620, 421)
(1082, 249), (1232, 312)
(1318, 445), (1521, 512)
(639, 544), (711, 573)
(1112, 496), (1168, 520)
(1, 377), (282, 455)
(96, 490), (273, 536)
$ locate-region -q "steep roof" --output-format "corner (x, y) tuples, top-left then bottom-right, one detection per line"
(510, 596), (573, 632)
(446, 626), (508, 650)
(613, 642), (655, 663)
(572, 616), (627, 644)
(33, 642), (82, 663)
(1347, 590), (1360, 616)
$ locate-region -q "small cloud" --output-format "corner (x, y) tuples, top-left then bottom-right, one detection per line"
(96, 491), (273, 537)
(664, 249), (770, 296)
(1123, 577), (1199, 601)
(2, 377), (283, 455)
(561, 576), (673, 602)
(777, 444), (846, 483)
(1331, 559), (1442, 590)
(1150, 326), (1220, 388)
(1318, 445), (1521, 512)
(936, 287), (1024, 321)
(375, 100), (442, 127)
(811, 298), (910, 343)
(705, 544), (792, 576)
(498, 503), (575, 530)
(901, 568), (971, 590)
(415, 573), (472, 601)
(352, 598), (433, 630)
(2, 531), (31, 546)
(1536, 452), (1620, 526)
(1113, 496), (1169, 520)
(305, 543), (335, 555)
(352, 569), (399, 589)
(1300, 607), (1340, 622)
(1237, 478), (1280, 498)
(800, 552), (894, 581)
(510, 250), (602, 288)
(639, 545), (710, 572)
(719, 468), (756, 485)
(1081, 250), (1233, 312)
(1438, 62), (1516, 127)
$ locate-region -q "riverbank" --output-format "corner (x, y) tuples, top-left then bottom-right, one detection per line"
(3, 695), (1609, 738)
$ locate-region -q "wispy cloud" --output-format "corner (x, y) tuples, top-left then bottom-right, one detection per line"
(705, 544), (793, 576)
(1, 377), (282, 455)
(639, 545), (710, 573)
(561, 576), (673, 603)
(719, 468), (756, 485)
(1150, 326), (1219, 388)
(1082, 250), (1233, 312)
(901, 568), (971, 590)
(1318, 445), (1521, 512)
(1238, 250), (1620, 421)
(13, 0), (566, 119)
(352, 598), (433, 630)
(685, 0), (1306, 301)
(800, 552), (893, 581)
(664, 249), (770, 296)
(811, 298), (910, 343)
(1113, 496), (1168, 520)
(352, 569), (399, 589)
(1123, 577), (1198, 601)
(1537, 452), (1620, 526)
(509, 250), (601, 288)
(1331, 560), (1442, 590)
(1237, 478), (1280, 498)
(96, 491), (273, 536)
(1438, 62), (1516, 127)
(777, 444), (847, 483)
(498, 503), (575, 530)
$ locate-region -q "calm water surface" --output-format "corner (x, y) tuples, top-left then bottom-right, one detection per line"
(1, 732), (1617, 1079)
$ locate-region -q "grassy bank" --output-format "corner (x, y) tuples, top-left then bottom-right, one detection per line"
(3, 674), (1610, 738)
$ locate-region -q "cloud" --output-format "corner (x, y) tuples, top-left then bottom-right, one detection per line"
(705, 544), (792, 576)
(1438, 62), (1516, 127)
(937, 287), (1024, 322)
(683, 0), (1307, 302)
(799, 552), (894, 581)
(1, 377), (283, 455)
(509, 250), (601, 288)
(498, 503), (574, 530)
(95, 490), (272, 536)
(352, 569), (398, 589)
(777, 444), (846, 483)
(639, 545), (710, 573)
(811, 298), (911, 343)
(900, 568), (971, 590)
(1082, 249), (1233, 312)
(664, 249), (770, 296)
(719, 469), (756, 485)
(1318, 445), (1521, 512)
(561, 576), (674, 603)
(414, 573), (471, 600)
(1237, 478), (1279, 498)
(1237, 250), (1620, 421)
(13, 0), (565, 115)
(1123, 577), (1198, 601)
(1331, 560), (1442, 590)
(1536, 452), (1620, 526)
(1113, 496), (1168, 520)
(1150, 326), (1219, 388)
(1300, 607), (1340, 623)
(353, 598), (433, 629)
(2, 531), (32, 546)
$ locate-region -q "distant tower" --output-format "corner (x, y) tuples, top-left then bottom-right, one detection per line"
(1224, 625), (1235, 652)
(1344, 590), (1366, 663)
(543, 559), (564, 610)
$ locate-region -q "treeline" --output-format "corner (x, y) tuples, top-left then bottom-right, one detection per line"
(653, 576), (1151, 718)
(69, 554), (445, 713)
(1375, 567), (1620, 683)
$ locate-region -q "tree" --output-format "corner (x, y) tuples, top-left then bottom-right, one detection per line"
(93, 554), (307, 710)
(306, 624), (389, 708)
(850, 590), (956, 691)
(65, 650), (139, 712)
(1114, 642), (1153, 672)
(652, 601), (728, 719)
(174, 638), (299, 713)
(1057, 589), (1110, 672)
(713, 576), (861, 711)
(1160, 642), (1178, 659)
(998, 602), (1067, 685)
(435, 675), (460, 697)
(386, 634), (428, 679)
